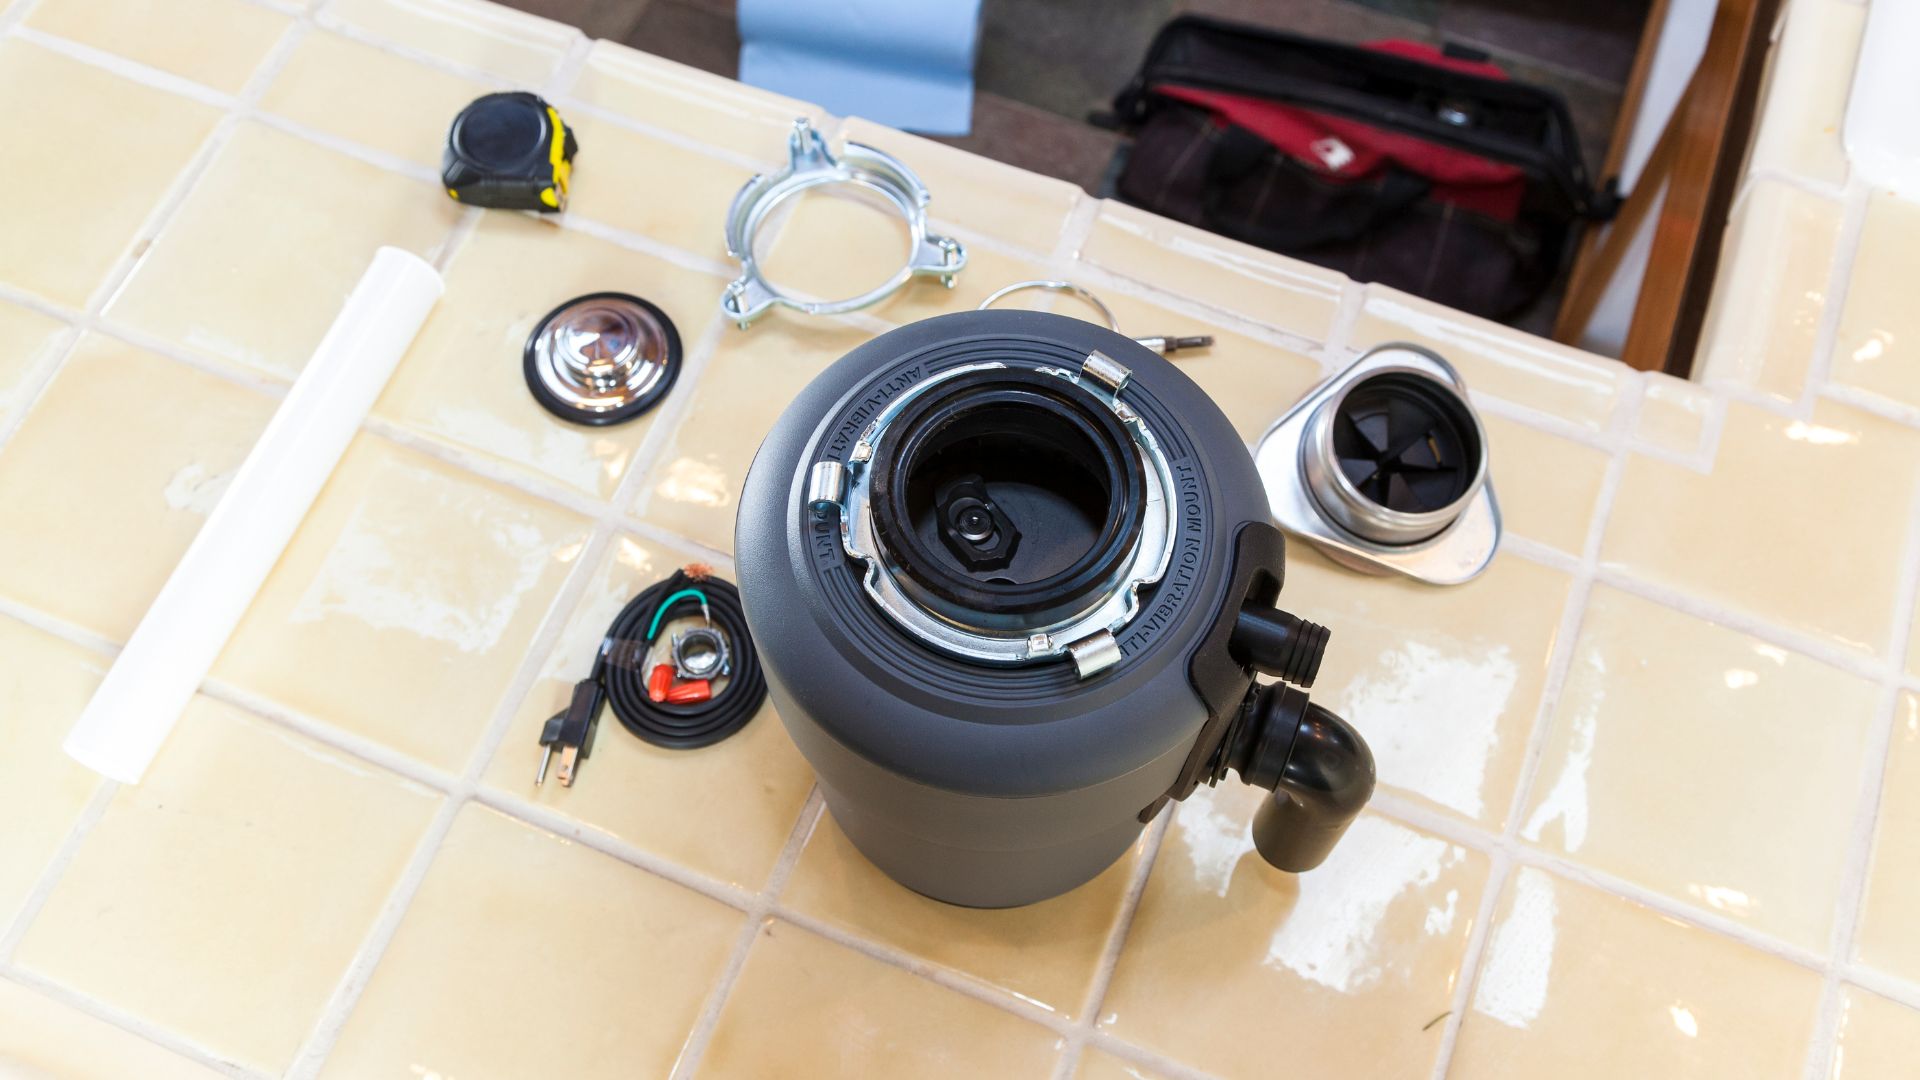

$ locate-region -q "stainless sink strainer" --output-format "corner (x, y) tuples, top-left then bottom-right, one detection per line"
(1256, 344), (1500, 584)
(523, 291), (682, 426)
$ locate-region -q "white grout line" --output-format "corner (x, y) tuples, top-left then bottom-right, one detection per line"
(10, 27), (241, 108)
(0, 781), (118, 962)
(0, 35), (323, 1078)
(1321, 278), (1365, 362)
(1799, 464), (1920, 1078)
(282, 525), (625, 1077)
(0, 322), (79, 460)
(0, 967), (266, 1080)
(543, 210), (740, 281)
(1426, 371), (1644, 1080)
(307, 2), (539, 92)
(1800, 179), (1874, 413)
(554, 93), (785, 174)
(0, 596), (121, 658)
(1084, 1031), (1222, 1080)
(666, 789), (825, 1080)
(1744, 163), (1851, 205)
(1495, 533), (1583, 575)
(1820, 382), (1920, 430)
(1049, 812), (1172, 1080)
(1067, 258), (1332, 358)
(200, 677), (458, 792)
(1587, 567), (1889, 684)
(0, 0), (42, 34)
(281, 795), (462, 1080)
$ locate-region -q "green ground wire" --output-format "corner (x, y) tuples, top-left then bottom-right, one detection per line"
(645, 588), (710, 641)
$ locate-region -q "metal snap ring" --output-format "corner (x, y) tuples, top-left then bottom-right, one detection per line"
(977, 279), (1213, 356)
(978, 279), (1119, 330)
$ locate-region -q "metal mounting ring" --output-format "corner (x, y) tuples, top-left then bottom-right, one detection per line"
(721, 118), (967, 328)
(812, 356), (1177, 677)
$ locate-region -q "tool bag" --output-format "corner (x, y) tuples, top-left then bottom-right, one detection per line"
(1107, 16), (1607, 320)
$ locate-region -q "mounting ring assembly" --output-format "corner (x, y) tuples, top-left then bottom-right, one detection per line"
(805, 350), (1178, 680)
(523, 292), (682, 426)
(1255, 343), (1501, 584)
(721, 118), (966, 328)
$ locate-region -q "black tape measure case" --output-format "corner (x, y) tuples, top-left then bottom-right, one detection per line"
(442, 92), (578, 212)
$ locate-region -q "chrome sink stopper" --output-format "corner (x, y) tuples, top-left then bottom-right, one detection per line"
(523, 291), (681, 426)
(1256, 344), (1500, 584)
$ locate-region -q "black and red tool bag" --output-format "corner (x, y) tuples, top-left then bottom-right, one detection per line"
(1109, 16), (1609, 320)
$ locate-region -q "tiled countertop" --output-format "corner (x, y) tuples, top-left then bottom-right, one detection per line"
(1, 0), (1917, 1077)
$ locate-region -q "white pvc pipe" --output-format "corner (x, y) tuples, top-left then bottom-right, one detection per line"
(64, 247), (445, 783)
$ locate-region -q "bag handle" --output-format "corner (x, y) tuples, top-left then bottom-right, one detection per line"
(1200, 124), (1432, 251)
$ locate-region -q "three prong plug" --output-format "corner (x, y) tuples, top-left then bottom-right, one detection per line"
(536, 678), (603, 787)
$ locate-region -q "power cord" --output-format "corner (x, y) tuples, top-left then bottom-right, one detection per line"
(536, 566), (767, 786)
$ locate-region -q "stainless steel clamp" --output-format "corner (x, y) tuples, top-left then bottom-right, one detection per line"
(721, 118), (966, 328)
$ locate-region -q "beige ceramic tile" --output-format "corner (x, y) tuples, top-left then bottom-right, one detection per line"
(482, 534), (815, 890)
(761, 190), (1052, 325)
(322, 0), (575, 84)
(1277, 546), (1569, 828)
(1603, 399), (1920, 655)
(638, 318), (873, 552)
(841, 118), (1080, 254)
(1521, 586), (1877, 950)
(322, 804), (742, 1079)
(0, 979), (222, 1080)
(15, 696), (440, 1074)
(1075, 1048), (1167, 1080)
(0, 40), (219, 308)
(1827, 986), (1920, 1080)
(1637, 372), (1714, 456)
(105, 122), (458, 380)
(570, 41), (824, 163)
(0, 616), (108, 929)
(1481, 414), (1608, 553)
(1101, 791), (1488, 1078)
(0, 335), (274, 641)
(1355, 286), (1623, 430)
(1694, 181), (1841, 402)
(27, 0), (290, 94)
(701, 919), (1063, 1078)
(1450, 867), (1823, 1079)
(1833, 191), (1920, 410)
(565, 114), (755, 261)
(212, 435), (592, 774)
(374, 213), (724, 500)
(782, 813), (1142, 1019)
(0, 300), (70, 409)
(1745, 0), (1864, 187)
(1857, 692), (1920, 983)
(1093, 289), (1324, 444)
(261, 29), (493, 171)
(1080, 201), (1343, 342)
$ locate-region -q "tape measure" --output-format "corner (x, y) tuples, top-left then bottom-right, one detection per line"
(441, 92), (577, 212)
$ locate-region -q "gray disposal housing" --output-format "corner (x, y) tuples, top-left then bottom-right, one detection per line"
(736, 310), (1369, 907)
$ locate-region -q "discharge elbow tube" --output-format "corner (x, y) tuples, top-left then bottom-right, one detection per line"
(1225, 683), (1376, 872)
